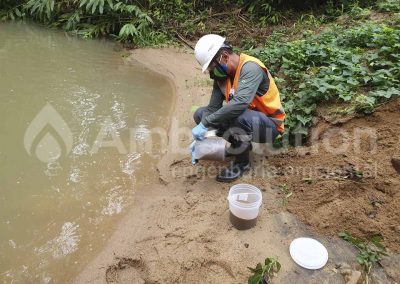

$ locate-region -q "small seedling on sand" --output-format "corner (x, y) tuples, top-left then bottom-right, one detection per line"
(302, 177), (313, 184)
(278, 184), (292, 205)
(339, 232), (387, 281)
(354, 170), (364, 179)
(248, 257), (281, 284)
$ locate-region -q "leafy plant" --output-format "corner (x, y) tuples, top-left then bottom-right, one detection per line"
(278, 184), (293, 205)
(248, 257), (281, 284)
(25, 0), (55, 21)
(348, 4), (372, 20)
(354, 95), (376, 113)
(339, 232), (388, 276)
(251, 18), (400, 143)
(0, 0), (167, 46)
(377, 0), (400, 12)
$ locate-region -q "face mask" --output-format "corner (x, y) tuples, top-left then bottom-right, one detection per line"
(209, 63), (228, 81)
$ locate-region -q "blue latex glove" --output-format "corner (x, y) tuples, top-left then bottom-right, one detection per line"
(192, 122), (208, 141)
(189, 141), (197, 165)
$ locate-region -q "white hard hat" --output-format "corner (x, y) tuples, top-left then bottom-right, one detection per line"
(194, 34), (226, 73)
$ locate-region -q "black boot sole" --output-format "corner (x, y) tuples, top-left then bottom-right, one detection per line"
(216, 165), (250, 183)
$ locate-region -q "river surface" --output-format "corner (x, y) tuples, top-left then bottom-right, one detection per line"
(0, 22), (173, 283)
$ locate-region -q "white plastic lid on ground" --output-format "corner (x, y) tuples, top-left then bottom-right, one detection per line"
(289, 237), (329, 269)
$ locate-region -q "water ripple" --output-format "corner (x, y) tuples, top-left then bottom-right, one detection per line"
(110, 100), (127, 129)
(120, 153), (141, 176)
(101, 186), (124, 216)
(35, 222), (80, 259)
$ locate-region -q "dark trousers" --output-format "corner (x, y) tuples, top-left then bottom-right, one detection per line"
(193, 107), (280, 144)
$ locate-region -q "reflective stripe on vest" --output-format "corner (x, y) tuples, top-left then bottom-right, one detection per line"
(224, 53), (286, 133)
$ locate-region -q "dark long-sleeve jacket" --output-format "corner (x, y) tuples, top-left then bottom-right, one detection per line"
(200, 61), (270, 127)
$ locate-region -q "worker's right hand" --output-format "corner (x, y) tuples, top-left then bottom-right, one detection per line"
(192, 122), (208, 141)
(189, 141), (197, 165)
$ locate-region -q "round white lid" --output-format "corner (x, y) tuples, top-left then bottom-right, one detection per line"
(289, 237), (329, 269)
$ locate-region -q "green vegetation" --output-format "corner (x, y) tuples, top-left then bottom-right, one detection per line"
(339, 232), (388, 278)
(302, 177), (313, 184)
(0, 0), (169, 46)
(1, 0), (399, 140)
(278, 184), (293, 205)
(251, 10), (400, 140)
(0, 0), (394, 46)
(248, 257), (281, 284)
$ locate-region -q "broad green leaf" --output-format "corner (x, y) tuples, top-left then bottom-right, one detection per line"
(248, 274), (263, 284)
(79, 0), (87, 8)
(91, 0), (98, 14)
(99, 0), (104, 14)
(14, 8), (22, 17)
(106, 0), (113, 9)
(296, 114), (310, 125)
(276, 261), (282, 272)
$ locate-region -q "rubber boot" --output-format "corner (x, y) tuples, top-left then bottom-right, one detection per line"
(216, 141), (252, 183)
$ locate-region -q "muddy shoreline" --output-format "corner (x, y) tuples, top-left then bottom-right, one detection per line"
(74, 47), (400, 283)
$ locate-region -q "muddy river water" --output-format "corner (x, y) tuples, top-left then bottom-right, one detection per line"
(0, 22), (173, 283)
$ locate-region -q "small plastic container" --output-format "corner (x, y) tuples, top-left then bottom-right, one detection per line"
(227, 184), (263, 230)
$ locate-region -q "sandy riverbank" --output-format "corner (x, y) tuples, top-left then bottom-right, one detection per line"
(74, 47), (399, 283)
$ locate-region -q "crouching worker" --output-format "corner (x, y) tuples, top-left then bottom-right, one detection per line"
(191, 34), (286, 182)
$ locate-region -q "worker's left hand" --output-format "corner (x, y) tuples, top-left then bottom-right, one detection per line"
(192, 122), (208, 141)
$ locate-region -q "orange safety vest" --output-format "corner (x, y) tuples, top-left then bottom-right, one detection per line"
(224, 53), (285, 133)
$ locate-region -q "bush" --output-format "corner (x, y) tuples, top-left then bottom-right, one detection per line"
(251, 20), (400, 141)
(1, 0), (396, 45)
(0, 0), (169, 46)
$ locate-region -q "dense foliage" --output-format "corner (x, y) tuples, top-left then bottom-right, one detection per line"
(0, 0), (395, 46)
(0, 0), (169, 45)
(251, 11), (400, 139)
